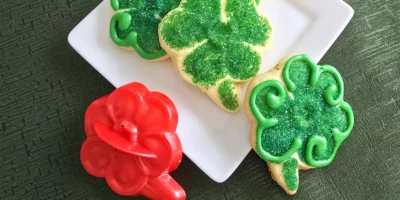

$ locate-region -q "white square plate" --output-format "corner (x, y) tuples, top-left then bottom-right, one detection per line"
(68, 0), (353, 183)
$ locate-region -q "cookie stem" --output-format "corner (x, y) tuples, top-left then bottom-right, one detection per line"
(282, 158), (298, 192)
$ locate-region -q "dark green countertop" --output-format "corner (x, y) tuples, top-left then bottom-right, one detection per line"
(0, 0), (399, 199)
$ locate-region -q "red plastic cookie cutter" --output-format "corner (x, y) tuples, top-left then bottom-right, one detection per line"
(80, 82), (186, 200)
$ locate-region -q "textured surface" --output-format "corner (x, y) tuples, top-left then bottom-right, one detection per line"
(0, 0), (399, 199)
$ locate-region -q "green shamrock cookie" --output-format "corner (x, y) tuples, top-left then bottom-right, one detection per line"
(159, 0), (272, 112)
(245, 54), (354, 195)
(109, 0), (180, 60)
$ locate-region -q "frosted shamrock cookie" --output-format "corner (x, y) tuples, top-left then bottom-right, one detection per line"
(244, 54), (354, 195)
(109, 0), (180, 60)
(159, 0), (272, 112)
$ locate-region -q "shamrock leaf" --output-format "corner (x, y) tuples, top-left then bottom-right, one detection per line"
(109, 0), (180, 60)
(160, 0), (272, 112)
(247, 54), (354, 194)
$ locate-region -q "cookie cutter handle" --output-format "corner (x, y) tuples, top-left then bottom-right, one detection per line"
(142, 174), (186, 200)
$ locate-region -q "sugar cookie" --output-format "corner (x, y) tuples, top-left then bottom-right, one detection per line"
(109, 0), (180, 60)
(159, 0), (272, 112)
(244, 54), (354, 195)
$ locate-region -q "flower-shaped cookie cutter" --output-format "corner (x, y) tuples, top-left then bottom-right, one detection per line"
(80, 82), (186, 199)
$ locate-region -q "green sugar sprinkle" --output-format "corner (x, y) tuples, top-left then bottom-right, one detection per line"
(218, 80), (239, 111)
(256, 60), (348, 163)
(161, 0), (271, 87)
(282, 158), (298, 191)
(112, 0), (180, 53)
(183, 42), (260, 87)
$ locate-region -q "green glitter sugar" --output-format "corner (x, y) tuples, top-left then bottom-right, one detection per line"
(110, 0), (180, 59)
(282, 158), (298, 191)
(160, 0), (272, 111)
(250, 55), (354, 167)
(218, 80), (239, 111)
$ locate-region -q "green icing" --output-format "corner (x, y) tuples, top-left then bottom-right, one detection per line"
(282, 158), (298, 191)
(249, 54), (354, 168)
(109, 0), (180, 60)
(218, 80), (239, 111)
(110, 0), (144, 10)
(160, 0), (272, 88)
